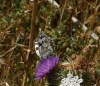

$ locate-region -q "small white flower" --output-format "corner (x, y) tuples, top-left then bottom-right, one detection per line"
(91, 33), (99, 40)
(67, 72), (73, 78)
(60, 73), (83, 86)
(48, 0), (59, 8)
(72, 17), (78, 23)
(82, 25), (88, 31)
(77, 78), (83, 83)
(93, 84), (96, 86)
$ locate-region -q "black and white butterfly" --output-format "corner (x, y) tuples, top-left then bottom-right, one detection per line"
(34, 30), (55, 59)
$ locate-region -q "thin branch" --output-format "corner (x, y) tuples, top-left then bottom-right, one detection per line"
(21, 0), (38, 86)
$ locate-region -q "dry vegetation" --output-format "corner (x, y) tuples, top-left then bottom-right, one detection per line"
(0, 0), (100, 86)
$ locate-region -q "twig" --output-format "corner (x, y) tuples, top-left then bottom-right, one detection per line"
(0, 46), (17, 58)
(59, 1), (67, 23)
(21, 0), (38, 86)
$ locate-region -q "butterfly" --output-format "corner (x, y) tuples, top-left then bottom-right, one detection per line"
(34, 30), (55, 59)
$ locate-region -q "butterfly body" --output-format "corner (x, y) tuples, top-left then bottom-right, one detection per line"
(34, 31), (55, 59)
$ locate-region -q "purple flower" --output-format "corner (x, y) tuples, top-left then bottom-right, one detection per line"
(35, 56), (59, 80)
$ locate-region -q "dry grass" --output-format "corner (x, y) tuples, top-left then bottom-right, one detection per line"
(0, 0), (100, 86)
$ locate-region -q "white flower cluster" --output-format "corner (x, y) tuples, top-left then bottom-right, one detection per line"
(60, 73), (83, 86)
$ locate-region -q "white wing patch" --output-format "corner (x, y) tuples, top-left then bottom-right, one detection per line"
(34, 40), (41, 58)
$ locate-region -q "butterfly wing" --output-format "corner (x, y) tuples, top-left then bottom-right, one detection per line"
(34, 31), (55, 59)
(40, 37), (54, 59)
(34, 39), (41, 58)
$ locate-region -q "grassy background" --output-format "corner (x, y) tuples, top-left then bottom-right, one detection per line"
(0, 0), (100, 86)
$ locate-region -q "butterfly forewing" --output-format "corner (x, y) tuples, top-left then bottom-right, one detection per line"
(34, 31), (55, 59)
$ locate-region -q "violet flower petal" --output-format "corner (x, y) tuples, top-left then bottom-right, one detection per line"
(35, 56), (59, 80)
